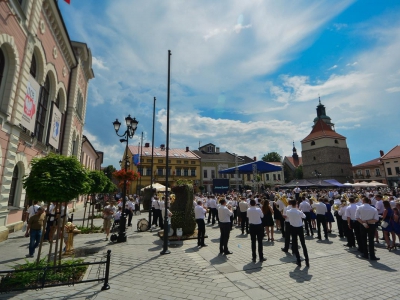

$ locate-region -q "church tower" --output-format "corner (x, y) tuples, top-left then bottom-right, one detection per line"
(301, 99), (352, 182)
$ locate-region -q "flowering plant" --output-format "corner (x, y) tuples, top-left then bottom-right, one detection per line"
(113, 169), (140, 191)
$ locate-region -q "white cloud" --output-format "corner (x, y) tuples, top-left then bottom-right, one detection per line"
(328, 65), (338, 70)
(346, 61), (358, 66)
(92, 56), (108, 70)
(386, 86), (400, 93)
(333, 23), (348, 30)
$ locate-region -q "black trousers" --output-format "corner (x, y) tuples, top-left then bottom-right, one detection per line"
(284, 221), (291, 250)
(151, 207), (157, 226)
(219, 222), (231, 253)
(303, 212), (313, 235)
(157, 209), (164, 229)
(241, 212), (248, 233)
(249, 224), (264, 259)
(343, 219), (352, 245)
(209, 208), (218, 224)
(335, 214), (343, 237)
(316, 214), (328, 239)
(279, 213), (285, 237)
(126, 209), (133, 226)
(196, 219), (206, 246)
(347, 221), (356, 247)
(360, 224), (376, 258)
(353, 221), (361, 249)
(291, 225), (309, 263)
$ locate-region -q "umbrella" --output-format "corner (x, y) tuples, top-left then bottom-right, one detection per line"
(141, 183), (171, 192)
(367, 181), (388, 187)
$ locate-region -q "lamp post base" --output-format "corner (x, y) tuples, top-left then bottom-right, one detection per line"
(116, 233), (127, 243)
(160, 249), (171, 255)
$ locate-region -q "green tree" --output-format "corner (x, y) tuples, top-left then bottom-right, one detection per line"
(23, 154), (90, 265)
(87, 170), (108, 229)
(262, 152), (282, 162)
(103, 178), (117, 194)
(294, 165), (303, 179)
(102, 165), (116, 180)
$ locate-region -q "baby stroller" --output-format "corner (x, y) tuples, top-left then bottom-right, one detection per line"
(109, 218), (120, 243)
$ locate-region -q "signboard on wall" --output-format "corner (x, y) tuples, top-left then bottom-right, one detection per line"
(213, 179), (230, 195)
(21, 75), (40, 132)
(48, 103), (61, 149)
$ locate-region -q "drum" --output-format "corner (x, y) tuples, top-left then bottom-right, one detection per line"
(137, 218), (149, 232)
(168, 226), (174, 237)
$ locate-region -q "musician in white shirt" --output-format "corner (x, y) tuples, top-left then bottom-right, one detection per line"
(299, 198), (313, 236)
(218, 199), (233, 255)
(247, 200), (266, 262)
(312, 198), (328, 240)
(286, 199), (309, 267)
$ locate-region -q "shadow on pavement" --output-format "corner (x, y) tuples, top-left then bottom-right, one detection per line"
(243, 262), (263, 274)
(209, 255), (228, 265)
(289, 267), (313, 282)
(367, 261), (398, 272)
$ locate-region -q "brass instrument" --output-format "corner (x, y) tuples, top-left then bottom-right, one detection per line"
(333, 204), (340, 211)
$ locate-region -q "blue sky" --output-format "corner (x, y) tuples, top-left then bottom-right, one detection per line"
(59, 0), (400, 169)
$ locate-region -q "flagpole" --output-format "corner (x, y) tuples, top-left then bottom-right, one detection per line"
(139, 132), (143, 195)
(148, 97), (156, 228)
(161, 50), (171, 255)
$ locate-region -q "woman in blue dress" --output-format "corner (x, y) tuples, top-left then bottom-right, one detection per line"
(309, 198), (317, 229)
(324, 198), (335, 234)
(382, 201), (396, 250)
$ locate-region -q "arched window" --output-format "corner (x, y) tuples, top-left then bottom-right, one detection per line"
(76, 92), (83, 119)
(0, 49), (5, 88)
(313, 156), (316, 161)
(311, 141), (315, 146)
(35, 75), (50, 142)
(8, 165), (19, 206)
(334, 139), (339, 144)
(30, 53), (37, 78)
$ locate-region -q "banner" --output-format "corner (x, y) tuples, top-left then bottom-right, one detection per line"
(21, 75), (40, 132)
(133, 154), (140, 166)
(213, 179), (230, 194)
(48, 103), (62, 149)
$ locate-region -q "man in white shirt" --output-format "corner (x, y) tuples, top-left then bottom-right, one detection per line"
(276, 197), (287, 237)
(374, 194), (384, 215)
(247, 199), (266, 262)
(26, 201), (40, 221)
(312, 198), (328, 240)
(218, 199), (233, 255)
(356, 196), (380, 260)
(299, 198), (313, 236)
(286, 199), (309, 267)
(344, 197), (359, 248)
(151, 196), (159, 227)
(239, 198), (249, 234)
(127, 197), (135, 227)
(208, 196), (218, 225)
(281, 203), (293, 252)
(293, 186), (301, 202)
(195, 200), (207, 247)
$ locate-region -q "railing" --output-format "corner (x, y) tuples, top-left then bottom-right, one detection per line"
(0, 250), (111, 293)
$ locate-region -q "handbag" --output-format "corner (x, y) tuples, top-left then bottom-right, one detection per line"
(381, 221), (389, 228)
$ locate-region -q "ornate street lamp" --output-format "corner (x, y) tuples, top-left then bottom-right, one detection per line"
(112, 115), (138, 243)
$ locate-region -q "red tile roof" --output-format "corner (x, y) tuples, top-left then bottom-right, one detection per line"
(284, 156), (303, 168)
(301, 119), (346, 143)
(352, 157), (382, 168)
(128, 145), (200, 159)
(381, 145), (400, 159)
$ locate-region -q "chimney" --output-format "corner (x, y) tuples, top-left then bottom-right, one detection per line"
(253, 156), (257, 161)
(380, 150), (384, 157)
(186, 146), (189, 152)
(145, 143), (150, 148)
(216, 147), (220, 153)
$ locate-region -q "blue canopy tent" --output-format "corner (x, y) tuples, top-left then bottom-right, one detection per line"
(323, 179), (346, 187)
(218, 160), (282, 174)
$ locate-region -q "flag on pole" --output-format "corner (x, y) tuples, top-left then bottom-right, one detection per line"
(133, 154), (140, 166)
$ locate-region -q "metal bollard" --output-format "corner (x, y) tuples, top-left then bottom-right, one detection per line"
(101, 250), (111, 291)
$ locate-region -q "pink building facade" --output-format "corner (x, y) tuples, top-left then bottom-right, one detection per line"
(0, 0), (94, 241)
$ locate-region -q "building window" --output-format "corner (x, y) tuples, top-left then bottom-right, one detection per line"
(168, 160), (171, 163)
(71, 139), (76, 157)
(191, 161), (196, 164)
(30, 53), (37, 78)
(158, 159), (163, 163)
(207, 145), (214, 153)
(147, 159), (152, 163)
(191, 169), (196, 177)
(138, 167), (143, 175)
(266, 174), (270, 181)
(146, 168), (151, 176)
(387, 168), (392, 176)
(395, 167), (400, 175)
(76, 92), (84, 119)
(273, 174), (276, 181)
(157, 168), (163, 176)
(375, 168), (381, 176)
(184, 161), (188, 164)
(357, 170), (362, 175)
(365, 169), (370, 177)
(334, 139), (338, 144)
(313, 156), (316, 161)
(184, 168), (189, 176)
(203, 170), (207, 178)
(167, 168), (171, 176)
(338, 155), (341, 159)
(8, 165), (19, 206)
(211, 170), (215, 179)
(247, 174), (250, 181)
(311, 141), (315, 146)
(278, 174), (281, 180)
(0, 49), (5, 88)
(35, 75), (50, 142)
(176, 168), (182, 176)
(177, 160), (181, 164)
(341, 169), (343, 173)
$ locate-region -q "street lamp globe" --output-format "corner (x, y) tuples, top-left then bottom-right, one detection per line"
(113, 119), (121, 132)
